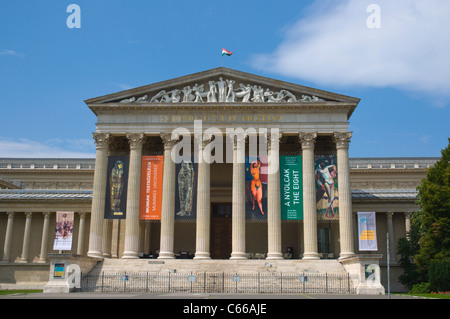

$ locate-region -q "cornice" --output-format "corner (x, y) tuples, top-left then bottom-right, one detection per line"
(0, 169), (94, 176)
(88, 101), (356, 115)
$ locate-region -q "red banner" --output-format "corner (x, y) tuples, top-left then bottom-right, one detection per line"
(139, 156), (164, 220)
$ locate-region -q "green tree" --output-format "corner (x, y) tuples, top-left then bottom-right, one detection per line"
(414, 138), (450, 273)
(397, 212), (425, 289)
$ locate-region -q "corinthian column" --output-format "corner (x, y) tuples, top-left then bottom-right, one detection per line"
(18, 212), (32, 263)
(158, 133), (178, 259)
(194, 137), (211, 259)
(38, 212), (51, 263)
(267, 131), (283, 260)
(230, 134), (247, 259)
(299, 132), (319, 260)
(88, 133), (110, 258)
(334, 132), (355, 259)
(123, 133), (145, 258)
(1, 212), (14, 263)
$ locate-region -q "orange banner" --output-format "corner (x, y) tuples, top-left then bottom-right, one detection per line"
(139, 156), (164, 220)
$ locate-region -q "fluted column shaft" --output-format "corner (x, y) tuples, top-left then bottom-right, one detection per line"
(194, 138), (211, 259)
(299, 132), (319, 260)
(88, 133), (110, 258)
(77, 212), (87, 255)
(230, 134), (247, 259)
(38, 212), (51, 263)
(267, 132), (283, 259)
(1, 212), (15, 263)
(19, 212), (32, 263)
(158, 133), (177, 259)
(334, 132), (355, 259)
(123, 133), (144, 258)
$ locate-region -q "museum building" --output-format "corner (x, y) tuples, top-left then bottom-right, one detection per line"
(0, 68), (438, 292)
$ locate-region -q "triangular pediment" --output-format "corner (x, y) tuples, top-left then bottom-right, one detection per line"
(85, 67), (360, 117)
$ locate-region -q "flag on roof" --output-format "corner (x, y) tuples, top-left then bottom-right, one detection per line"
(222, 48), (232, 56)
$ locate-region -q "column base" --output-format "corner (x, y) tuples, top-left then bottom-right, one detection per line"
(302, 253), (320, 260)
(266, 253), (283, 260)
(158, 251), (175, 259)
(194, 252), (211, 260)
(230, 252), (247, 260)
(16, 258), (29, 264)
(122, 252), (139, 259)
(87, 250), (104, 259)
(338, 252), (356, 260)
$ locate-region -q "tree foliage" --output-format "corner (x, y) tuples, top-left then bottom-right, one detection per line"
(415, 138), (450, 272)
(399, 139), (450, 289)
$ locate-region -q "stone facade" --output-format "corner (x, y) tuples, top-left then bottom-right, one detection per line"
(0, 68), (438, 292)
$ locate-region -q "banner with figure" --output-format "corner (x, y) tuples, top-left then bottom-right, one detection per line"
(280, 155), (303, 220)
(175, 158), (198, 220)
(315, 155), (339, 221)
(245, 156), (267, 220)
(358, 212), (378, 251)
(104, 156), (129, 219)
(140, 156), (164, 220)
(53, 211), (74, 250)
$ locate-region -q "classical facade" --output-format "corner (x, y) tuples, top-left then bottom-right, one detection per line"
(0, 68), (438, 292)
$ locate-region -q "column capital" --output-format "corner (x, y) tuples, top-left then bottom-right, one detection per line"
(6, 212), (14, 218)
(92, 133), (111, 149)
(386, 212), (395, 219)
(333, 132), (352, 149)
(267, 131), (282, 150)
(126, 133), (145, 150)
(299, 132), (317, 149)
(229, 134), (247, 149)
(194, 135), (213, 148)
(78, 212), (87, 219)
(161, 133), (179, 150)
(42, 212), (51, 218)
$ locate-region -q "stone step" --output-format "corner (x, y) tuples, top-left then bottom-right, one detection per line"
(87, 258), (348, 276)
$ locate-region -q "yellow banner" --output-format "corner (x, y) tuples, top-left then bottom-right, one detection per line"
(360, 230), (376, 240)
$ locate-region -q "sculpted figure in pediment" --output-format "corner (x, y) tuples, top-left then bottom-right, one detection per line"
(216, 77), (227, 102)
(226, 79), (236, 102)
(251, 85), (265, 103)
(150, 90), (166, 103)
(182, 86), (195, 102)
(207, 81), (218, 102)
(236, 83), (252, 102)
(193, 84), (208, 103)
(120, 97), (136, 103)
(283, 90), (297, 102)
(267, 90), (285, 102)
(136, 95), (148, 103)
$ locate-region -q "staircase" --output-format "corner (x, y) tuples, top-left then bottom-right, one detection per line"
(87, 258), (348, 275)
(81, 258), (355, 294)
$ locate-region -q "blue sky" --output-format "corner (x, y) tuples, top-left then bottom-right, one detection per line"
(1, 0), (448, 158)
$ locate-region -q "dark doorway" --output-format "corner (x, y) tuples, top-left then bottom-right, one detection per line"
(210, 203), (232, 259)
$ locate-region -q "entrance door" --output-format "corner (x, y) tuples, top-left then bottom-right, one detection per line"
(210, 203), (232, 259)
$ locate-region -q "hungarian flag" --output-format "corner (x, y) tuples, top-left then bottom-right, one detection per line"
(222, 48), (232, 56)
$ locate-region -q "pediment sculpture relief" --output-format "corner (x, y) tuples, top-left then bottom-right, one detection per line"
(119, 77), (325, 104)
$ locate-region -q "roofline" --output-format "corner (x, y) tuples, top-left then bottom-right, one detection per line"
(84, 67), (360, 106)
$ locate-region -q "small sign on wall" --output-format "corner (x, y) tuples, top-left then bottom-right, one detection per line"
(53, 263), (65, 278)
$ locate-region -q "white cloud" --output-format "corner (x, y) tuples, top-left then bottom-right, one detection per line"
(0, 138), (95, 158)
(0, 49), (25, 57)
(252, 0), (450, 102)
